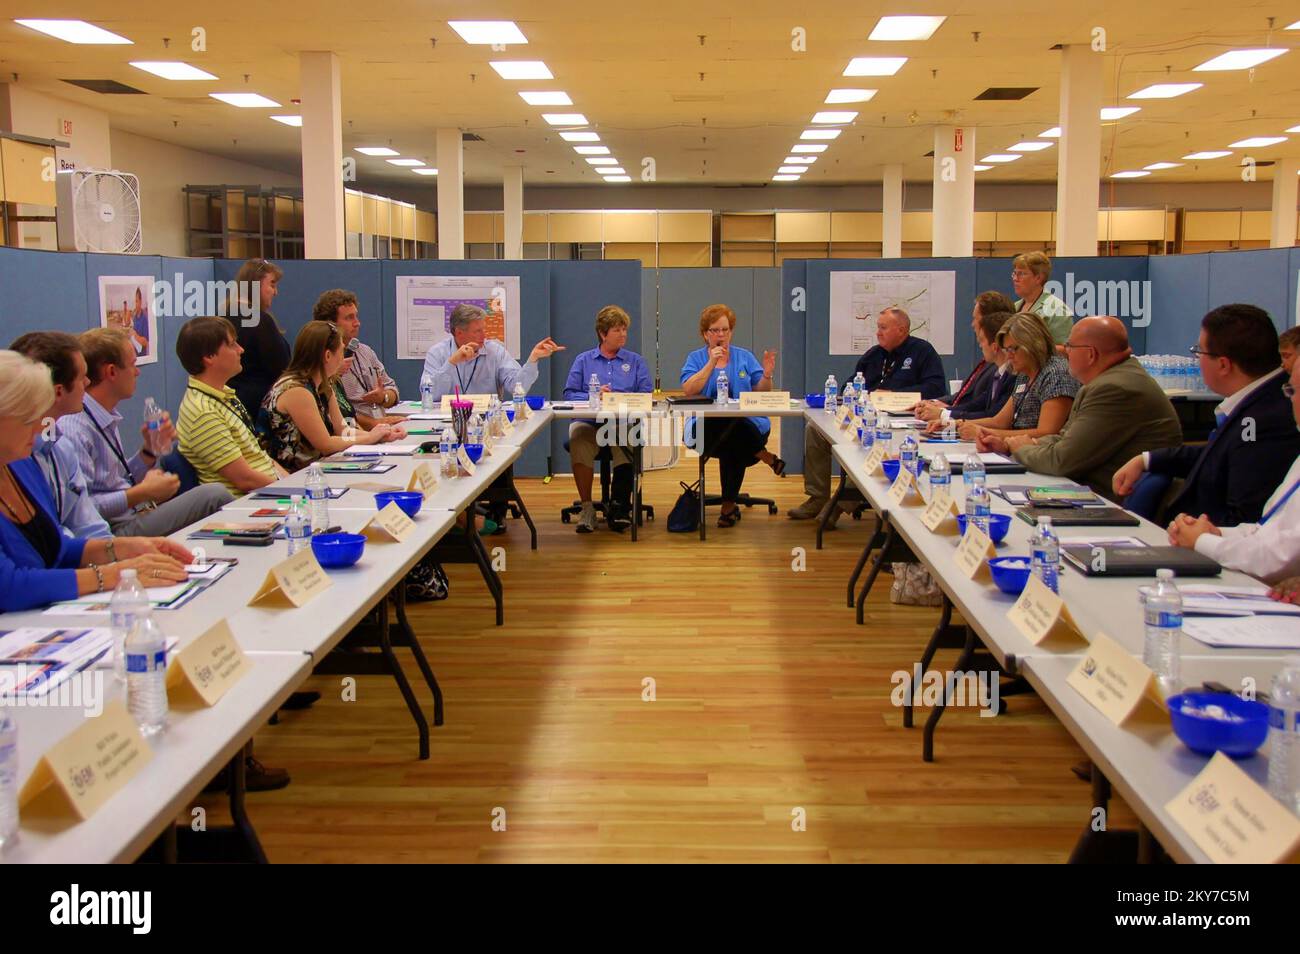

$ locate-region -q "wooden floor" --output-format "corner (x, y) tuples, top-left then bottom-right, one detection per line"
(217, 456), (1136, 863)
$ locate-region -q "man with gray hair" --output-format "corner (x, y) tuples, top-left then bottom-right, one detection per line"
(421, 303), (564, 399)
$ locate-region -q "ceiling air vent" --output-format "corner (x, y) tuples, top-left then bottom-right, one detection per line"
(462, 132), (485, 142)
(62, 79), (146, 95)
(974, 87), (1038, 101)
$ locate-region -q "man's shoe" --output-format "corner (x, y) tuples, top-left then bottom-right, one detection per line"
(606, 502), (631, 533)
(279, 691), (320, 711)
(788, 496), (828, 520)
(244, 756), (291, 792)
(576, 502), (597, 533)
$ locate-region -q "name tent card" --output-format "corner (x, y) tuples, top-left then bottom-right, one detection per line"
(1066, 631), (1167, 727)
(363, 502), (415, 543)
(887, 467), (924, 507)
(953, 523), (996, 580)
(864, 445), (888, 476)
(166, 619), (251, 708)
(1166, 752), (1300, 864)
(407, 463), (438, 496)
(1007, 575), (1086, 646)
(740, 391), (791, 411)
(249, 548), (332, 607)
(871, 391), (922, 414)
(19, 701), (151, 822)
(440, 393), (493, 414)
(838, 404), (854, 428)
(602, 392), (654, 411)
(921, 491), (959, 533)
(456, 445), (477, 477)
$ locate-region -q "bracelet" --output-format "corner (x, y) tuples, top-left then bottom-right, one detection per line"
(88, 563), (105, 593)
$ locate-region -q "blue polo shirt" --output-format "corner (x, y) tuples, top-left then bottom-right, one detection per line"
(680, 345), (770, 440)
(563, 347), (653, 401)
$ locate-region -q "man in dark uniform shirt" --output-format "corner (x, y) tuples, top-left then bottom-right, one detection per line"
(790, 307), (947, 521)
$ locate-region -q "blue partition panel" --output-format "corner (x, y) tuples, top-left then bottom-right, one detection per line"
(1147, 253), (1210, 354)
(656, 267), (761, 388)
(155, 257), (216, 416)
(0, 247), (90, 340)
(1208, 248), (1292, 333)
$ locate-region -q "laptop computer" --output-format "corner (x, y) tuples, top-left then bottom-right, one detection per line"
(1061, 544), (1222, 577)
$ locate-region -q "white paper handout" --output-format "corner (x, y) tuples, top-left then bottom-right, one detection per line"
(1184, 615), (1300, 649)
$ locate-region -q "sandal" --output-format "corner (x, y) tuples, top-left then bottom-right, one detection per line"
(769, 455), (787, 477)
(716, 506), (742, 528)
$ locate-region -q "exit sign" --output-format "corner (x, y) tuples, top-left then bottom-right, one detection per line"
(954, 128), (964, 152)
(60, 119), (73, 137)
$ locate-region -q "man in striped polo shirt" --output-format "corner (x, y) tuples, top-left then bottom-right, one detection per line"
(176, 317), (287, 494)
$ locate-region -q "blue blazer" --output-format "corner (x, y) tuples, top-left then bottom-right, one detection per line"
(0, 458), (86, 612)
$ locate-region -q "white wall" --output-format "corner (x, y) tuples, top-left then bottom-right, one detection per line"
(0, 83), (112, 172)
(110, 129), (300, 258)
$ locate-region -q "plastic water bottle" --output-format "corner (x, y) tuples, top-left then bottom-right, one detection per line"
(305, 462), (330, 533)
(1030, 516), (1060, 593)
(965, 480), (991, 534)
(1268, 657), (1300, 814)
(143, 397), (170, 456)
(875, 415), (893, 455)
(929, 452), (951, 496)
(468, 412), (485, 446)
(900, 430), (920, 477)
(588, 372), (601, 409)
(1143, 569), (1182, 696)
(716, 369), (729, 405)
(860, 403), (877, 449)
(439, 425), (457, 479)
(285, 494), (311, 556)
(0, 714), (16, 853)
(824, 374), (838, 414)
(420, 373), (435, 413)
(126, 616), (168, 739)
(109, 569), (149, 681)
(853, 371), (866, 396)
(963, 452), (986, 488)
(512, 381), (526, 420)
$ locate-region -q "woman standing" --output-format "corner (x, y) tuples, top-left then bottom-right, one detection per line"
(226, 258), (290, 418)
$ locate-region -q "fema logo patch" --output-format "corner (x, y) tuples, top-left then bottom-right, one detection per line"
(621, 363), (630, 372)
(739, 370), (748, 379)
(902, 357), (913, 369)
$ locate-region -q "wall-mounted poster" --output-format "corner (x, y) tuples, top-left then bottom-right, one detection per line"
(97, 276), (157, 366)
(829, 270), (956, 356)
(395, 275), (522, 360)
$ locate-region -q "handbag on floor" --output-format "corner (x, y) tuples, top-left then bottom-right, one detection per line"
(667, 480), (701, 533)
(405, 554), (450, 602)
(890, 562), (943, 606)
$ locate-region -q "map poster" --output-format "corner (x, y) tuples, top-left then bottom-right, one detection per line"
(829, 270), (956, 356)
(395, 275), (522, 360)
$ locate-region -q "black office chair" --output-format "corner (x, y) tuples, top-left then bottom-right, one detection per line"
(559, 443), (654, 527)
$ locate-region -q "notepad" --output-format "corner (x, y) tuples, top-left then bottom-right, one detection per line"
(1184, 616), (1300, 650)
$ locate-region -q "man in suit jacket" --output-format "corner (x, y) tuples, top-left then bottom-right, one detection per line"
(917, 307), (1014, 426)
(980, 316), (1182, 499)
(1113, 304), (1300, 525)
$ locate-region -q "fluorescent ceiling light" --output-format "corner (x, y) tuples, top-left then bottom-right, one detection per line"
(603, 176), (632, 183)
(826, 89), (877, 104)
(1039, 126), (1062, 138)
(792, 144), (828, 153)
(597, 168), (627, 176)
(448, 21), (527, 45)
(772, 174), (801, 181)
(1289, 20), (1300, 29)
(812, 110), (858, 124)
(270, 115), (303, 127)
(209, 92), (280, 108)
(1229, 136), (1287, 148)
(1143, 162), (1182, 170)
(387, 159), (425, 167)
(783, 156), (816, 164)
(980, 154), (1021, 163)
(519, 91), (572, 106)
(843, 57), (908, 76)
(586, 157), (618, 165)
(800, 128), (842, 140)
(1111, 171), (1150, 178)
(490, 61), (552, 80)
(574, 145), (610, 155)
(412, 168), (438, 176)
(868, 15), (946, 41)
(1193, 48), (1287, 71)
(560, 131), (599, 142)
(1183, 150), (1232, 159)
(355, 147), (399, 156)
(1007, 141), (1053, 152)
(1288, 125), (1300, 133)
(1100, 106), (1140, 120)
(973, 165), (993, 171)
(543, 113), (588, 126)
(778, 166), (808, 174)
(130, 61), (215, 80)
(1127, 82), (1202, 99)
(14, 19), (131, 43)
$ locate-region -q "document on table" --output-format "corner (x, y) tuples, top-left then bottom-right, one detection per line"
(341, 445), (419, 456)
(991, 483), (1084, 506)
(1138, 583), (1300, 617)
(1184, 615), (1300, 649)
(0, 627), (114, 696)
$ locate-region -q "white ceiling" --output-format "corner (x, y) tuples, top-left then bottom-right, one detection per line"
(3, 1), (1300, 194)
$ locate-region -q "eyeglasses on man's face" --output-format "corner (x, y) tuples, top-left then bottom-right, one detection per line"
(1188, 345), (1221, 358)
(1061, 341), (1097, 354)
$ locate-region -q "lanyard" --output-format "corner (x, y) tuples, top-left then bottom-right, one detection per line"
(1261, 477), (1300, 525)
(188, 385), (256, 435)
(86, 408), (135, 485)
(455, 354), (483, 394)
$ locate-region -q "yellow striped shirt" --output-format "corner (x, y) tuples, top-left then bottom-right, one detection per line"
(178, 377), (277, 494)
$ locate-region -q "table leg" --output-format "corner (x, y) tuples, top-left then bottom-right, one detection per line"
(922, 624), (976, 762)
(632, 442), (642, 543)
(228, 742), (269, 863)
(855, 517), (895, 625)
(845, 513), (883, 608)
(698, 415), (707, 541)
(817, 471), (847, 551)
(376, 593), (431, 760)
(904, 595), (955, 729)
(394, 583), (444, 727)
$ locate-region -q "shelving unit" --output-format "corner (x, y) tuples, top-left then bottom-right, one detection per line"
(184, 185), (306, 260)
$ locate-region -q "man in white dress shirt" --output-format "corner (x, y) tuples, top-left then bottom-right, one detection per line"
(1169, 357), (1300, 585)
(421, 303), (563, 400)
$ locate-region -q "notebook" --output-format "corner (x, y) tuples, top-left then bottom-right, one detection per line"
(1061, 544), (1221, 576)
(1016, 505), (1140, 527)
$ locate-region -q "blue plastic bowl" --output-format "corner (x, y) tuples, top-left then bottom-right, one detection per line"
(1167, 691), (1269, 757)
(881, 458), (927, 483)
(311, 532), (366, 569)
(956, 512), (1012, 544)
(805, 393), (826, 409)
(505, 407), (516, 423)
(525, 395), (545, 411)
(987, 556), (1033, 595)
(375, 490), (423, 518)
(464, 442), (485, 464)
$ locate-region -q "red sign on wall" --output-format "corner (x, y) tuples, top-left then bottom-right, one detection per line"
(61, 119), (73, 137)
(954, 128), (964, 152)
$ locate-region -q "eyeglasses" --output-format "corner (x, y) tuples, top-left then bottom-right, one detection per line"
(1061, 341), (1097, 354)
(705, 326), (730, 336)
(1011, 270), (1034, 279)
(1284, 383), (1296, 399)
(1188, 345), (1221, 358)
(1002, 343), (1022, 354)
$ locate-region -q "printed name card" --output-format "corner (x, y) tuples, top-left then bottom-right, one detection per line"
(886, 467), (924, 507)
(601, 392), (654, 411)
(501, 414), (515, 434)
(953, 523), (996, 580)
(1007, 575), (1086, 646)
(739, 391), (791, 411)
(1065, 631), (1167, 727)
(837, 404), (854, 428)
(363, 502), (415, 543)
(863, 445), (888, 476)
(407, 463), (439, 496)
(19, 701), (151, 822)
(248, 547), (332, 607)
(871, 391), (922, 414)
(920, 491), (959, 533)
(166, 619), (251, 708)
(440, 393), (493, 414)
(456, 445), (477, 477)
(1165, 752), (1300, 864)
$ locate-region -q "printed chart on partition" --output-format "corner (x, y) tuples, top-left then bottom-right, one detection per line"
(395, 275), (522, 359)
(828, 270), (956, 356)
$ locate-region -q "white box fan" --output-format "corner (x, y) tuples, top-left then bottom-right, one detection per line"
(56, 169), (143, 254)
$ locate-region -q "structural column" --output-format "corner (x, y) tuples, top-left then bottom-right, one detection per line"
(503, 165), (524, 259)
(882, 164), (903, 258)
(436, 127), (465, 259)
(932, 126), (974, 257)
(1055, 44), (1103, 256)
(299, 52), (345, 259)
(1271, 158), (1300, 249)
